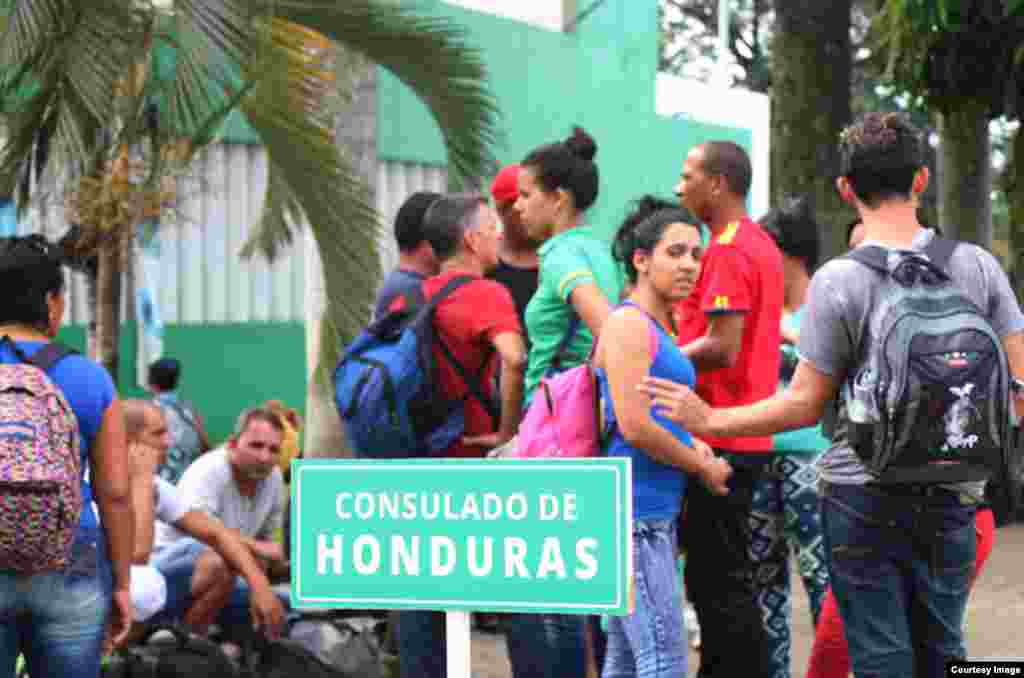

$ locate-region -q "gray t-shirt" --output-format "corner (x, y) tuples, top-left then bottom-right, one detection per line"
(154, 447), (285, 548)
(798, 228), (1024, 495)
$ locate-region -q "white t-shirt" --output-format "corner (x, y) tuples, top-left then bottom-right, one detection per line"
(130, 477), (191, 621)
(154, 447), (285, 549)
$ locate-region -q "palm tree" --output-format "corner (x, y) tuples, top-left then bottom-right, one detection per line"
(0, 1), (499, 407)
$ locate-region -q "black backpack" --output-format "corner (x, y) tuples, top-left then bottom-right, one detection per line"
(841, 237), (1018, 500)
(101, 625), (239, 678)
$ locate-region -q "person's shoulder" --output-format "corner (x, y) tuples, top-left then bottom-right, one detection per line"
(948, 240), (1003, 274)
(812, 254), (863, 284)
(180, 447), (229, 483)
(50, 349), (112, 383)
(605, 304), (653, 339)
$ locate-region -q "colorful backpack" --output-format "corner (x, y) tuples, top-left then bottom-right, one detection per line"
(0, 338), (81, 574)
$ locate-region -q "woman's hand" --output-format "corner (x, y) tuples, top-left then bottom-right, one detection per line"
(698, 456), (732, 496)
(638, 377), (713, 436)
(104, 588), (133, 653)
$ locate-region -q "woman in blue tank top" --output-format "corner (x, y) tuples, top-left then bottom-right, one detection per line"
(593, 200), (733, 678)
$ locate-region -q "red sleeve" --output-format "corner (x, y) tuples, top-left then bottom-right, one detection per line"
(469, 281), (522, 342)
(698, 245), (754, 314)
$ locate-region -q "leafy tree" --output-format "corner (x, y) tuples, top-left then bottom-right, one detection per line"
(0, 0), (500, 387)
(873, 0), (1024, 247)
(660, 0), (772, 92)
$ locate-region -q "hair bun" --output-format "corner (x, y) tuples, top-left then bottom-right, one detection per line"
(564, 126), (597, 163)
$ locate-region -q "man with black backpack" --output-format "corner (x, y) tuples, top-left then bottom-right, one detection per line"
(393, 193), (527, 678)
(639, 112), (1024, 677)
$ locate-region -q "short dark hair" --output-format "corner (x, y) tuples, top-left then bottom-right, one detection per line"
(421, 193), (488, 262)
(521, 126), (599, 212)
(0, 235), (65, 332)
(613, 195), (698, 283)
(700, 141), (752, 198)
(235, 406), (286, 437)
(759, 195), (821, 272)
(148, 357), (181, 391)
(839, 112), (925, 208)
(394, 191), (442, 253)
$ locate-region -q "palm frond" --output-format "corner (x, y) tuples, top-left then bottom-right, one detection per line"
(238, 162), (304, 261)
(239, 17), (380, 377)
(0, 0), (147, 199)
(267, 0), (501, 184)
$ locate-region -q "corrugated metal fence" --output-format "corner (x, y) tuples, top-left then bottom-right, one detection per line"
(17, 145), (447, 326)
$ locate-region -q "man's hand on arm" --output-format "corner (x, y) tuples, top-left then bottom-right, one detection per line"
(639, 360), (841, 439)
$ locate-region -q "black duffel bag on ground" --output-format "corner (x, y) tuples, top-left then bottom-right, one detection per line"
(102, 624), (239, 678)
(242, 614), (385, 678)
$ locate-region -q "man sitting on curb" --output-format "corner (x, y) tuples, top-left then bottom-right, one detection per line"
(124, 399), (285, 638)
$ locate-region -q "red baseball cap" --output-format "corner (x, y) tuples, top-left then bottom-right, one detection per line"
(490, 164), (522, 204)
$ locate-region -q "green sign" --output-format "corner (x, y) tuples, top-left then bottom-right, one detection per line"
(291, 458), (633, 615)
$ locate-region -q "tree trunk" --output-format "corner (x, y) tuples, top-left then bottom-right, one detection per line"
(938, 105), (992, 247)
(303, 60), (377, 459)
(95, 234), (122, 384)
(770, 0), (854, 260)
(85, 267), (99, 360)
(1005, 124), (1024, 300)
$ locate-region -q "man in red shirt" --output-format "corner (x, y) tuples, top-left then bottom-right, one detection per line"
(674, 141), (784, 678)
(397, 193), (528, 678)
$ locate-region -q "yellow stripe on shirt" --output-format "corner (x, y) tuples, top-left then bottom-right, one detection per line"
(716, 221), (740, 245)
(558, 270), (596, 299)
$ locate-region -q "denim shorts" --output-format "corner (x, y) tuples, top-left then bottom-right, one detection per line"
(0, 533), (112, 678)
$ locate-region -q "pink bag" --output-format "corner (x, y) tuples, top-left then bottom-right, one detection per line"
(515, 359), (602, 458)
(515, 312), (658, 459)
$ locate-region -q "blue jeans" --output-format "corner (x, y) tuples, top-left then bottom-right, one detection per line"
(0, 534), (112, 678)
(602, 519), (686, 678)
(821, 482), (975, 678)
(150, 536), (208, 621)
(150, 537), (287, 634)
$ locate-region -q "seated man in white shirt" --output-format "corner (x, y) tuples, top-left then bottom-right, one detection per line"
(149, 405), (289, 632)
(124, 400), (285, 637)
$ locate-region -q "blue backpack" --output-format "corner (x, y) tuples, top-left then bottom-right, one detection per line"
(334, 275), (499, 458)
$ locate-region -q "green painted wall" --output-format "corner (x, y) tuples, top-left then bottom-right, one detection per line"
(58, 323), (306, 446)
(377, 0), (751, 238)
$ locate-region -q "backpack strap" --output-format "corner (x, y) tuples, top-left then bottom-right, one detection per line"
(845, 245), (890, 275)
(26, 342), (77, 372)
(426, 276), (502, 425)
(922, 235), (958, 271)
(846, 236), (959, 275)
(0, 335), (76, 372)
(549, 315), (581, 375)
